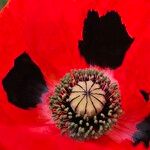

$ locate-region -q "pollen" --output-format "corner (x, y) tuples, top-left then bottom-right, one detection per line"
(50, 69), (122, 140)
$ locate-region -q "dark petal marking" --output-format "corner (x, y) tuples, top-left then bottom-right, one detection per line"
(140, 90), (150, 102)
(2, 52), (48, 109)
(133, 115), (150, 148)
(79, 10), (133, 69)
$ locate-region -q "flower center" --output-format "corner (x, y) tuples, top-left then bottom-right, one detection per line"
(69, 80), (106, 117)
(50, 69), (122, 140)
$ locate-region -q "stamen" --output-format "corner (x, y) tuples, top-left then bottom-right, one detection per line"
(50, 69), (122, 140)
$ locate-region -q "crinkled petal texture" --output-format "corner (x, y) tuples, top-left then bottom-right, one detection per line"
(0, 0), (150, 150)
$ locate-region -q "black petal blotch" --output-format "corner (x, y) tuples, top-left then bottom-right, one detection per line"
(140, 90), (150, 102)
(79, 10), (133, 69)
(2, 52), (48, 109)
(133, 115), (150, 148)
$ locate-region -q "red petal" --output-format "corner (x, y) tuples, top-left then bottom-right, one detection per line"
(0, 0), (149, 149)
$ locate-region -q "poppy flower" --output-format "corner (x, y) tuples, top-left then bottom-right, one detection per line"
(0, 0), (150, 150)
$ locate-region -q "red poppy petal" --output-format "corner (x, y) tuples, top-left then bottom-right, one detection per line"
(0, 0), (149, 149)
(114, 26), (150, 117)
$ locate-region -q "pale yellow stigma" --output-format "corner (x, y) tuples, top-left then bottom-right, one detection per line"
(69, 80), (106, 117)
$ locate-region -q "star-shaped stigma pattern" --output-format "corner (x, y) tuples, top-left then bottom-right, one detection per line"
(69, 80), (106, 117)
